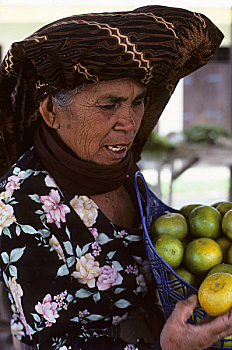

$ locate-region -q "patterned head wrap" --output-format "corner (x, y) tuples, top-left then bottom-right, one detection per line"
(0, 5), (223, 168)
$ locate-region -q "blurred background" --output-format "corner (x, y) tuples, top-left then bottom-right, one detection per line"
(0, 1), (231, 347)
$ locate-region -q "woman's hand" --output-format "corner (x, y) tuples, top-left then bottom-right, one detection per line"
(160, 294), (232, 350)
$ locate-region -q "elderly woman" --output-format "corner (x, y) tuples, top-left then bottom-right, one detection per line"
(0, 5), (232, 350)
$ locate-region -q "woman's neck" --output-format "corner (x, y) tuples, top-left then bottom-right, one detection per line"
(91, 185), (138, 228)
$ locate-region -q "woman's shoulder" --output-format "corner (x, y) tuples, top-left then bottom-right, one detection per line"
(0, 147), (42, 187)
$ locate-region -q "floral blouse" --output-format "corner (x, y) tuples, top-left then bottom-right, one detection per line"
(0, 148), (159, 350)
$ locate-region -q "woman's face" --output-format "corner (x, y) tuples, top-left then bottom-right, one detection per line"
(46, 78), (146, 165)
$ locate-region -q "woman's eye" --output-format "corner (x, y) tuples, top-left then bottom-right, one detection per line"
(132, 99), (144, 107)
(98, 104), (115, 110)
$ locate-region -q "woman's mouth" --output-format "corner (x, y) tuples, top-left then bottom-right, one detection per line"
(105, 144), (128, 158)
(107, 145), (127, 152)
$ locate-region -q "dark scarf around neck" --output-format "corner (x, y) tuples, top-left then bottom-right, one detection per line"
(34, 122), (135, 196)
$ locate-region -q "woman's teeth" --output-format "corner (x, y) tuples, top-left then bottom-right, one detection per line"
(107, 145), (127, 152)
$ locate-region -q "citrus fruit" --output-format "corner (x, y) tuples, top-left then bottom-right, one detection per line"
(216, 237), (231, 262)
(151, 212), (188, 241)
(222, 209), (232, 240)
(211, 201), (224, 208)
(184, 238), (222, 275)
(216, 201), (232, 216)
(181, 235), (193, 250)
(206, 263), (232, 278)
(168, 267), (197, 296)
(188, 205), (222, 239)
(198, 272), (232, 316)
(153, 234), (183, 269)
(179, 204), (202, 219)
(227, 245), (232, 264)
(214, 335), (232, 348)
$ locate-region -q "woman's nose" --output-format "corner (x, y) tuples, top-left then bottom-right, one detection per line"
(113, 108), (136, 132)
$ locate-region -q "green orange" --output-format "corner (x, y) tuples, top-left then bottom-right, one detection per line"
(206, 263), (232, 278)
(216, 237), (231, 262)
(188, 205), (222, 239)
(216, 201), (232, 216)
(214, 335), (232, 348)
(151, 212), (188, 241)
(179, 204), (202, 219)
(184, 238), (222, 275)
(153, 234), (184, 269)
(227, 245), (232, 264)
(168, 267), (197, 295)
(211, 201), (224, 208)
(222, 209), (232, 240)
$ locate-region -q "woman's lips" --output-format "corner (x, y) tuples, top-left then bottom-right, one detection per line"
(105, 145), (128, 159)
(107, 145), (127, 152)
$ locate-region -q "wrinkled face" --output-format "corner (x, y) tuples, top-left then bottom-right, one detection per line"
(52, 78), (146, 165)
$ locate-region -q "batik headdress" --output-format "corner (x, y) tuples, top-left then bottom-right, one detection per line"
(0, 5), (223, 170)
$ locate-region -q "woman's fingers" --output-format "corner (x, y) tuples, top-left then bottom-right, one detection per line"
(200, 308), (232, 342)
(160, 295), (232, 350)
(172, 294), (198, 324)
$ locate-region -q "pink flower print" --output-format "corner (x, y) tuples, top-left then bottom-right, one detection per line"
(35, 294), (59, 323)
(91, 241), (102, 257)
(133, 266), (138, 275)
(78, 309), (90, 324)
(118, 230), (128, 238)
(97, 265), (123, 291)
(125, 265), (138, 275)
(40, 190), (70, 228)
(125, 265), (134, 274)
(89, 227), (98, 240)
(5, 171), (25, 194)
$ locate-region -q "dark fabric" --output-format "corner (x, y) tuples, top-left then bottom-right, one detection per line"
(0, 5), (223, 168)
(34, 121), (134, 195)
(18, 336), (162, 350)
(73, 336), (162, 349)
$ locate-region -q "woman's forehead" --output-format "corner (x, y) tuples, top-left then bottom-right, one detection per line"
(82, 78), (147, 99)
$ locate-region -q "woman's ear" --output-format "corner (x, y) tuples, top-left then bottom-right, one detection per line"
(39, 96), (60, 129)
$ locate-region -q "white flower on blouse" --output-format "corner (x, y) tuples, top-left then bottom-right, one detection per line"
(11, 321), (25, 340)
(112, 312), (128, 326)
(8, 277), (23, 315)
(70, 195), (98, 227)
(135, 274), (147, 293)
(71, 253), (100, 288)
(8, 277), (32, 340)
(45, 175), (58, 188)
(0, 201), (16, 234)
(49, 235), (66, 262)
(0, 190), (13, 200)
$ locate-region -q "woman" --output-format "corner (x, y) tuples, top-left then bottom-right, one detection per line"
(0, 5), (232, 350)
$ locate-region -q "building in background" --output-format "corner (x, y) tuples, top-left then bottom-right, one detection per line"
(184, 47), (231, 130)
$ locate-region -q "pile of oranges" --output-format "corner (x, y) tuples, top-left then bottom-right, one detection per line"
(150, 201), (232, 319)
